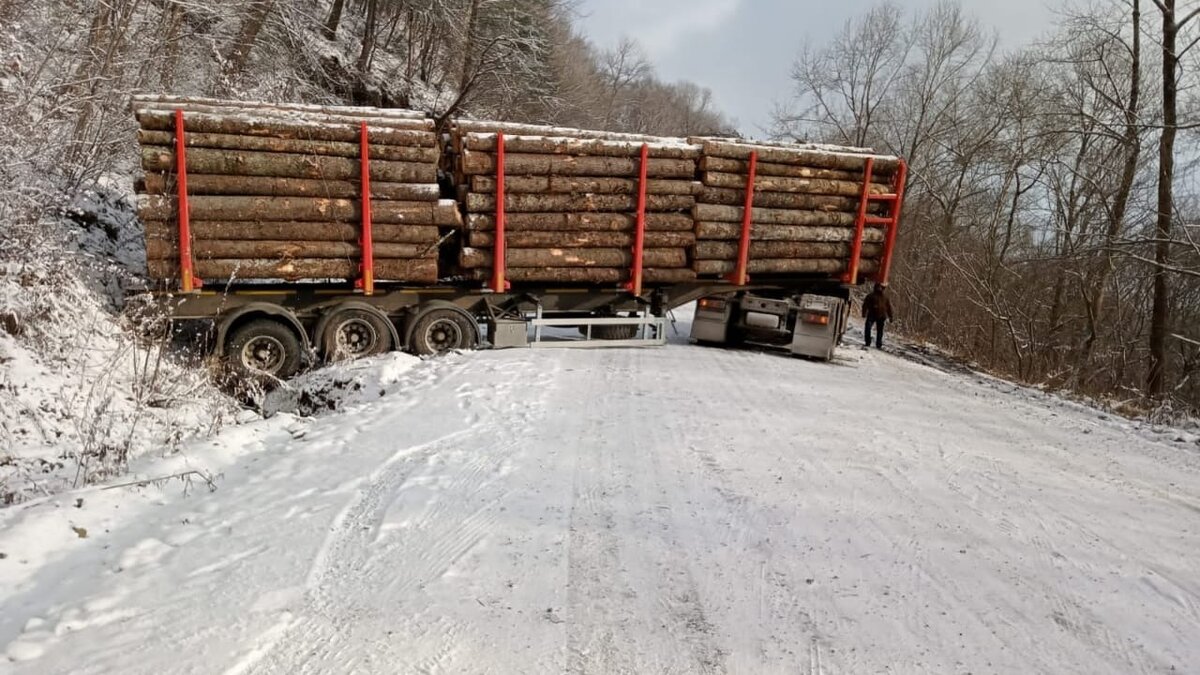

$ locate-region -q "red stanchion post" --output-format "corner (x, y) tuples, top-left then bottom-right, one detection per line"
(878, 160), (907, 285)
(728, 150), (757, 286)
(358, 122), (375, 295)
(626, 143), (649, 295)
(173, 108), (198, 292)
(491, 132), (508, 292)
(847, 157), (875, 286)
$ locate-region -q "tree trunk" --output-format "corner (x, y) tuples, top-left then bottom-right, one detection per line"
(459, 247), (688, 269)
(465, 267), (697, 284)
(696, 258), (877, 275)
(459, 150), (694, 178)
(466, 231), (694, 248)
(223, 0), (275, 80)
(142, 220), (440, 243)
(702, 171), (890, 197)
(356, 0), (379, 75)
(148, 257), (437, 282)
(323, 0), (345, 40)
(139, 195), (461, 225)
(694, 204), (857, 226)
(468, 175), (700, 195)
(138, 130), (439, 162)
(696, 223), (881, 242)
(463, 134), (700, 159)
(141, 147), (437, 183)
(136, 110), (436, 141)
(699, 156), (862, 180)
(695, 241), (883, 260)
(698, 186), (863, 211)
(141, 173), (440, 200)
(146, 239), (429, 260)
(696, 139), (901, 172)
(465, 212), (694, 232)
(465, 193), (693, 213)
(1148, 0), (1181, 398)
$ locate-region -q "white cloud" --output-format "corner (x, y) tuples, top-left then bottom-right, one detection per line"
(579, 0), (742, 58)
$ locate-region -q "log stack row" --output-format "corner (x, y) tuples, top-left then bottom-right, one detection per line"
(447, 122), (703, 284)
(134, 95), (457, 283)
(688, 138), (900, 278)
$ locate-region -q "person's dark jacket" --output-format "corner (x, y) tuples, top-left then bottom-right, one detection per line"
(862, 290), (894, 320)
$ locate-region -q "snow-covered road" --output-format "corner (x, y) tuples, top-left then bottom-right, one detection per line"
(2, 311), (1199, 674)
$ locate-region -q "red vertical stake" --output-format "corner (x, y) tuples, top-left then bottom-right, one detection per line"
(358, 122), (374, 295)
(728, 150), (757, 286)
(878, 159), (907, 285)
(626, 143), (649, 295)
(847, 157), (874, 286)
(173, 108), (198, 292)
(491, 132), (508, 292)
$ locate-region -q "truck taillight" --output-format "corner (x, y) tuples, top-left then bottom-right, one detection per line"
(801, 312), (829, 325)
(698, 297), (727, 312)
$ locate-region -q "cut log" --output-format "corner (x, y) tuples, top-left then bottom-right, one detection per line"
(142, 147), (436, 183)
(138, 130), (439, 162)
(465, 230), (694, 248)
(141, 173), (440, 200)
(136, 110), (437, 146)
(142, 220), (440, 243)
(463, 134), (699, 159)
(703, 172), (890, 196)
(458, 247), (687, 269)
(138, 195), (462, 225)
(134, 103), (433, 131)
(131, 94), (430, 120)
(698, 186), (864, 211)
(453, 120), (689, 145)
(466, 212), (694, 232)
(699, 156), (865, 181)
(459, 150), (694, 178)
(466, 193), (693, 213)
(694, 204), (856, 226)
(694, 241), (884, 260)
(695, 258), (880, 275)
(469, 175), (700, 195)
(465, 267), (697, 284)
(695, 223), (886, 242)
(147, 257), (438, 282)
(146, 239), (431, 260)
(696, 139), (901, 173)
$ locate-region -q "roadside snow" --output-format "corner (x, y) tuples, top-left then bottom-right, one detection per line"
(1, 311), (1198, 673)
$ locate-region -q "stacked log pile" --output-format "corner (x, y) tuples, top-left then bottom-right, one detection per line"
(134, 95), (458, 283)
(689, 138), (900, 278)
(449, 122), (702, 284)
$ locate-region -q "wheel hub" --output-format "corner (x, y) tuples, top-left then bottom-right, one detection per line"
(335, 318), (378, 356)
(425, 318), (463, 352)
(241, 335), (285, 374)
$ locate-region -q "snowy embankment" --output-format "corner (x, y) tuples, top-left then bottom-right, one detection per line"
(1, 309), (1198, 673)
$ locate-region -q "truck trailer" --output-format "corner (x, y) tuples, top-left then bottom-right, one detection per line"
(132, 96), (906, 378)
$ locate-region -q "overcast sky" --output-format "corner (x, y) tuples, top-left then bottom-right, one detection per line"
(574, 0), (1057, 136)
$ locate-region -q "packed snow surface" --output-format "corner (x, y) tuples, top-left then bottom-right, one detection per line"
(1, 312), (1198, 674)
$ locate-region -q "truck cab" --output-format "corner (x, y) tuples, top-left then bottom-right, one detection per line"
(691, 290), (850, 361)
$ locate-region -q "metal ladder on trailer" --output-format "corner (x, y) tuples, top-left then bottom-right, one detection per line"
(846, 158), (908, 286)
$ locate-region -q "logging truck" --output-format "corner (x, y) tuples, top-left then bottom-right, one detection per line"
(133, 96), (906, 378)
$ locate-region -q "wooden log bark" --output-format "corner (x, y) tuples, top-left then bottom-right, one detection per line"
(142, 147), (436, 183)
(148, 257), (438, 282)
(465, 267), (697, 283)
(131, 95), (429, 120)
(146, 239), (431, 260)
(703, 171), (889, 196)
(142, 220), (440, 243)
(458, 247), (687, 268)
(136, 110), (437, 146)
(466, 193), (693, 214)
(133, 103), (433, 131)
(453, 120), (687, 145)
(694, 204), (856, 226)
(463, 133), (699, 159)
(695, 258), (880, 275)
(699, 156), (864, 181)
(141, 173), (440, 200)
(695, 223), (886, 242)
(697, 186), (864, 211)
(696, 139), (901, 173)
(694, 241), (884, 260)
(466, 212), (694, 232)
(465, 230), (694, 248)
(459, 150), (694, 178)
(469, 175), (700, 195)
(138, 130), (440, 162)
(138, 195), (462, 225)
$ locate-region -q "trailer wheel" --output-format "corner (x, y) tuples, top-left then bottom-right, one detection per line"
(591, 324), (638, 340)
(410, 309), (478, 355)
(322, 308), (393, 362)
(226, 319), (303, 380)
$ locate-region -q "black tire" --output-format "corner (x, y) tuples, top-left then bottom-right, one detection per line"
(409, 308), (478, 356)
(591, 324), (638, 340)
(225, 319), (303, 380)
(322, 309), (394, 362)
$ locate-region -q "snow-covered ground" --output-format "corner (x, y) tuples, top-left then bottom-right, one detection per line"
(1, 308), (1199, 674)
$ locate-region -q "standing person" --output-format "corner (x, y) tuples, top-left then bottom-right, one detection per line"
(862, 282), (893, 349)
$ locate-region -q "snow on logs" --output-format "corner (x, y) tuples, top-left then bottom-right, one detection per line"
(450, 124), (702, 284)
(133, 96), (447, 284)
(687, 137), (901, 278)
